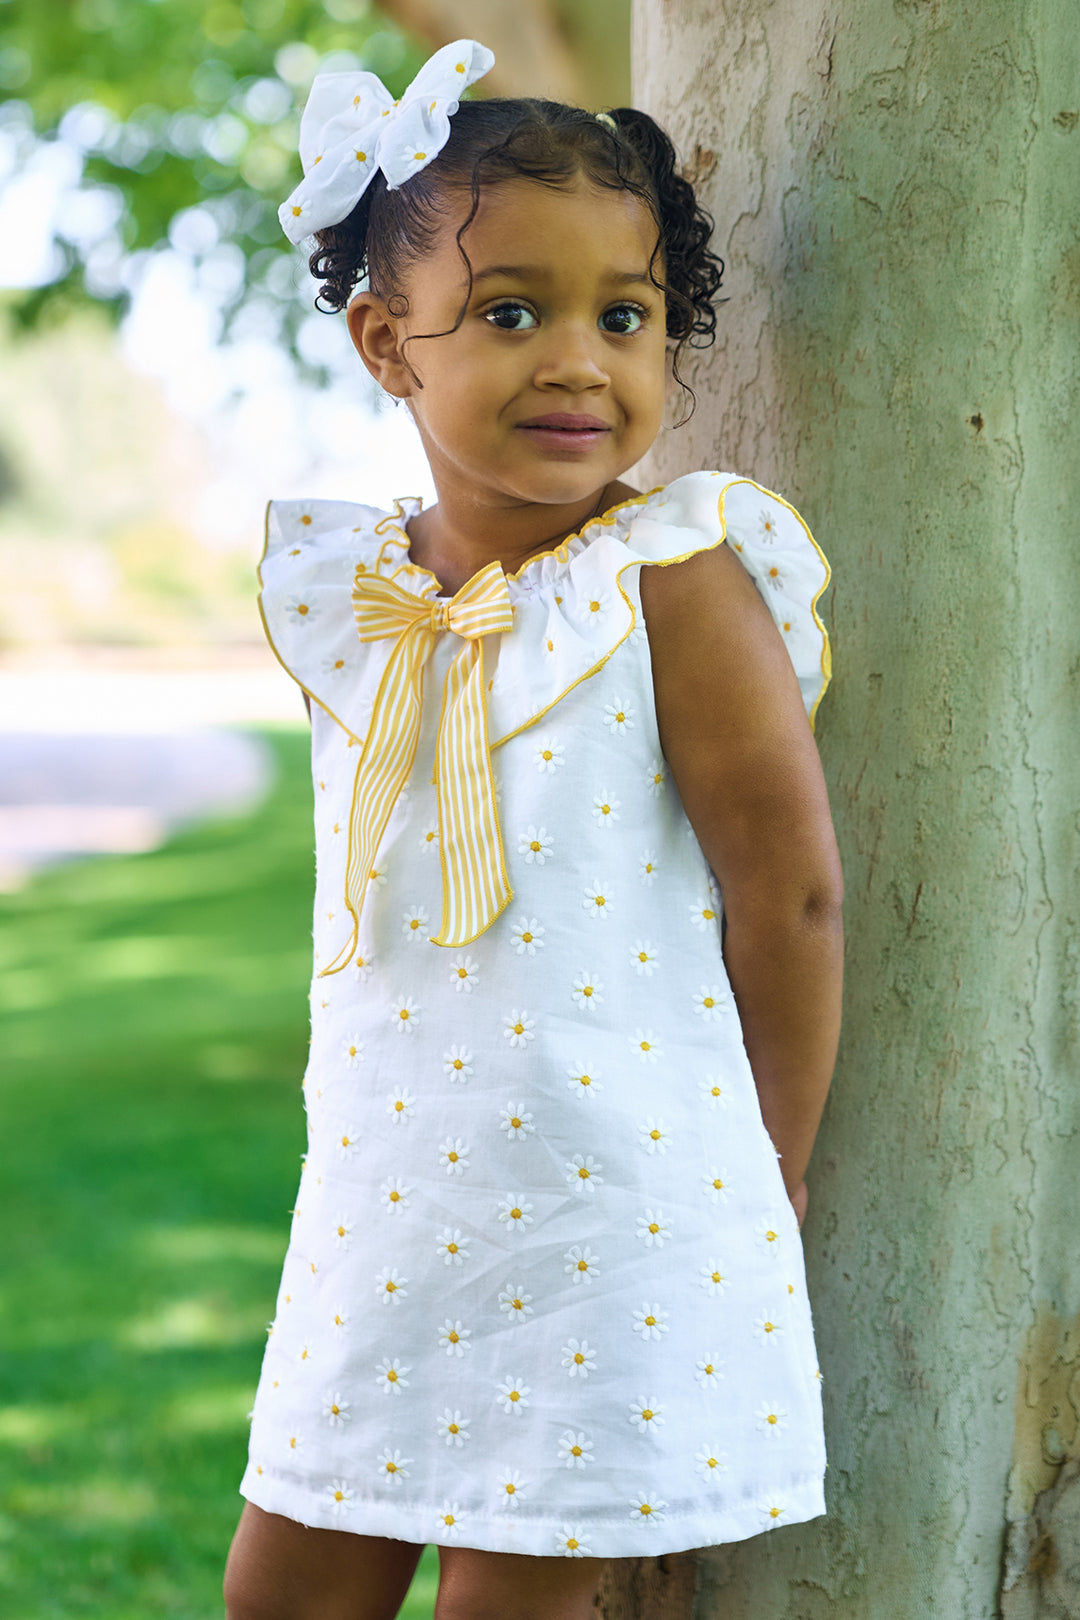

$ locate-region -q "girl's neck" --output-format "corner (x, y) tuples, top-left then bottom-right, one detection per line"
(405, 480), (640, 596)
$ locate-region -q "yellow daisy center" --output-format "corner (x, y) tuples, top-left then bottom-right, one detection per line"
(355, 149), (366, 161)
(649, 1223), (659, 1235)
(600, 803), (610, 814)
(713, 1178), (724, 1191)
(711, 1086), (721, 1098)
(509, 1390), (520, 1402)
(388, 1190), (400, 1203)
(512, 1297), (523, 1309)
(447, 1331), (459, 1345)
(589, 599), (600, 611)
(333, 1488), (344, 1501)
(573, 1352), (585, 1365)
(443, 1513), (455, 1526)
(763, 1320), (775, 1334)
(296, 602), (309, 615)
(703, 907), (716, 920)
(566, 1536), (579, 1549)
(571, 1445), (582, 1457)
(385, 1281), (396, 1293)
(579, 1075), (591, 1088)
(640, 1503), (652, 1516)
(513, 1022), (524, 1035)
(616, 711), (625, 722)
(409, 918), (420, 931)
(642, 1408), (654, 1420)
(447, 1242), (458, 1255)
(413, 150), (426, 161)
(644, 1317), (656, 1328)
(704, 1362), (714, 1374)
(770, 1505), (782, 1519)
(521, 931), (532, 944)
(766, 1229), (777, 1242)
(510, 1116), (522, 1128)
(457, 967), (468, 979)
(530, 839), (541, 851)
(704, 996), (715, 1008)
(386, 1369), (398, 1383)
(398, 1008), (410, 1021)
(711, 1271), (722, 1284)
(542, 749), (552, 760)
(510, 1207), (522, 1220)
(448, 1152), (459, 1163)
(448, 1423), (459, 1435)
(505, 1483), (516, 1495)
(330, 1403), (340, 1415)
(577, 1260), (588, 1273)
(386, 1460), (398, 1473)
(578, 1166), (590, 1180)
(394, 1099), (404, 1112)
(767, 1412), (778, 1425)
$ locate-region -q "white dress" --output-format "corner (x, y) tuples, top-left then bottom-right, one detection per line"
(241, 470), (832, 1558)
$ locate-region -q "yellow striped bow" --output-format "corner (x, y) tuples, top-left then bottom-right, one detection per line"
(319, 560), (515, 974)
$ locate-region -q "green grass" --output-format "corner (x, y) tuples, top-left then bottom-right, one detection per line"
(0, 729), (439, 1619)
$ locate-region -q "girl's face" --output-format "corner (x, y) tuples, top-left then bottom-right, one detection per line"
(348, 175), (668, 515)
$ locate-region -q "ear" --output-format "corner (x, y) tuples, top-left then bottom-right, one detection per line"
(346, 292), (413, 398)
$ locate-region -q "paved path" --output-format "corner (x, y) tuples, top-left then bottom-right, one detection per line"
(0, 664), (303, 890)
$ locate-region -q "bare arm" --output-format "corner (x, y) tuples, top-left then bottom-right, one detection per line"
(640, 542), (843, 1210)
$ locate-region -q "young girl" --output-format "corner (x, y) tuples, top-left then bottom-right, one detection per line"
(226, 38), (843, 1620)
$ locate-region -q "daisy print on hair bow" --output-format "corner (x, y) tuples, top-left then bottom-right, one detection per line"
(279, 38), (495, 243)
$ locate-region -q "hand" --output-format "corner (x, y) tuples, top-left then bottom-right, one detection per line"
(789, 1180), (808, 1229)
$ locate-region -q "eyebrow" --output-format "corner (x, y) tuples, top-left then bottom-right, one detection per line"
(472, 264), (655, 287)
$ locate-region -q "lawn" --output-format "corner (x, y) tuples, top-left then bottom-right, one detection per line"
(0, 728), (439, 1619)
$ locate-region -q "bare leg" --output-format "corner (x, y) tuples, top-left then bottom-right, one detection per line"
(223, 1501), (423, 1620)
(435, 1546), (606, 1620)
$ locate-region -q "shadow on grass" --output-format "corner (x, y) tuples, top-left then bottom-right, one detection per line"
(0, 728), (438, 1619)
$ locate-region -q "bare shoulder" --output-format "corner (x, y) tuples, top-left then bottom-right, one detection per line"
(638, 540), (804, 732)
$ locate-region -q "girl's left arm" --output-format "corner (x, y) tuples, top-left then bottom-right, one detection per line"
(640, 542), (844, 1215)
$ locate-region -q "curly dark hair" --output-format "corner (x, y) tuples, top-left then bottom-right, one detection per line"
(307, 98), (724, 415)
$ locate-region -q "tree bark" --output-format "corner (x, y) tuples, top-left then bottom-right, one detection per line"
(628, 2), (1080, 1617)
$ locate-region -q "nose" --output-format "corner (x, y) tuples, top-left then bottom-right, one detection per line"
(531, 321), (609, 393)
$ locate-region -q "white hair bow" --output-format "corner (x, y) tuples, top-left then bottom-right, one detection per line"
(278, 38), (495, 244)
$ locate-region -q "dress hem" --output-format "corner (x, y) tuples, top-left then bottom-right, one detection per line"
(239, 1464), (826, 1557)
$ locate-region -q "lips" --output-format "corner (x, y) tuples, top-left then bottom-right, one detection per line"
(517, 413), (611, 432)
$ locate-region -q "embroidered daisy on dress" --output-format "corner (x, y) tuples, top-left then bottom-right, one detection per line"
(391, 995), (420, 1034)
(635, 1210), (671, 1248)
(496, 1468), (527, 1510)
(603, 700), (634, 734)
(581, 589), (610, 621)
(755, 1217), (783, 1257)
(533, 738), (565, 773)
(374, 1266), (407, 1305)
(695, 1356), (724, 1390)
(353, 950), (375, 981)
(591, 794), (620, 829)
(566, 1153), (603, 1194)
(438, 1138), (470, 1175)
(342, 1034), (365, 1069)
(692, 986), (727, 1021)
(375, 1357), (410, 1395)
(699, 1075), (728, 1109)
(438, 1320), (472, 1358)
(761, 559), (788, 591)
(496, 1376), (530, 1416)
(332, 1215), (354, 1249)
(644, 758), (666, 795)
(758, 508), (781, 543)
(497, 1195), (534, 1232)
(376, 1447), (411, 1485)
(437, 1410), (470, 1447)
(322, 655), (349, 678)
(402, 905), (430, 942)
(326, 1479), (354, 1514)
(503, 1010), (536, 1048)
(582, 880), (613, 918)
(753, 1310), (785, 1346)
(555, 1525), (592, 1557)
(335, 1124), (360, 1159)
(759, 1496), (788, 1529)
(510, 917), (545, 955)
(639, 1117), (671, 1153)
(437, 1229), (469, 1266)
(331, 1305), (349, 1333)
(519, 826), (554, 864)
(500, 1103), (535, 1141)
(638, 851), (659, 886)
(561, 1339), (597, 1378)
(630, 1030), (661, 1063)
(387, 1086), (415, 1123)
(418, 824), (439, 855)
(629, 941), (659, 975)
(629, 1494), (666, 1524)
(629, 1399), (665, 1433)
(756, 1400), (788, 1437)
(702, 1168), (732, 1203)
(323, 1392), (351, 1427)
(690, 899), (720, 931)
(631, 1305), (669, 1342)
(558, 1431), (595, 1469)
(449, 956), (479, 992)
(699, 1260), (730, 1296)
(284, 595), (318, 622)
(564, 1245), (600, 1284)
(438, 1501), (465, 1539)
(286, 1432), (303, 1453)
(498, 1284), (534, 1324)
(566, 1063), (603, 1099)
(696, 1444), (727, 1484)
(443, 1046), (473, 1082)
(570, 971), (603, 1011)
(381, 1176), (411, 1214)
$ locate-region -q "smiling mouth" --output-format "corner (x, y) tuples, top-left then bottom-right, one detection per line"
(517, 415), (611, 432)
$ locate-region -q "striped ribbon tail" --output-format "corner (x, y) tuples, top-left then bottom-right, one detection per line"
(318, 619), (432, 975)
(430, 633), (511, 946)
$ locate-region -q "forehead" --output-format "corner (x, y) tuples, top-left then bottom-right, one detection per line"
(429, 175), (661, 286)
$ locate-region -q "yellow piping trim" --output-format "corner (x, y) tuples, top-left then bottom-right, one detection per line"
(488, 476), (832, 750)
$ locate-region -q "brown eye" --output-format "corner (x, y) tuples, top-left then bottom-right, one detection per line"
(600, 303), (644, 334)
(485, 301), (537, 331)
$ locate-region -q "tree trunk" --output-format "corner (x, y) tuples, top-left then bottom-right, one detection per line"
(624, 2), (1080, 1617)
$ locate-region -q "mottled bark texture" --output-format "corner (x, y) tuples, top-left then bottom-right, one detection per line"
(625, 3), (1080, 1617)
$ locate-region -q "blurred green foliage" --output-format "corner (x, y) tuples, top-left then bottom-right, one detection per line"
(0, 727), (439, 1614)
(0, 0), (424, 366)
